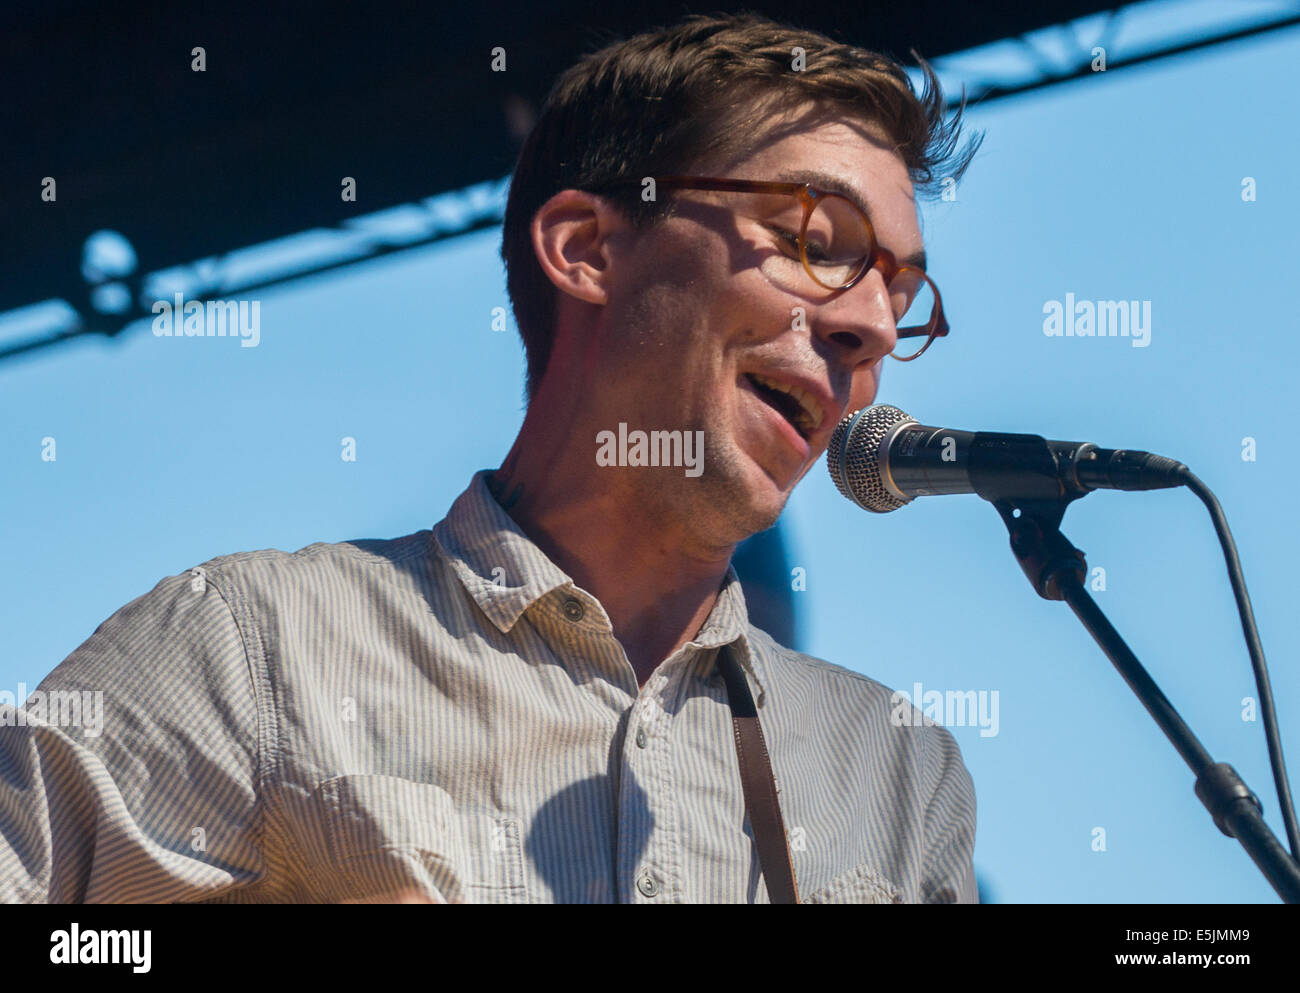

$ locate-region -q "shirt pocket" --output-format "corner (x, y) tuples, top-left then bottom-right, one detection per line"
(315, 774), (526, 904)
(801, 862), (904, 904)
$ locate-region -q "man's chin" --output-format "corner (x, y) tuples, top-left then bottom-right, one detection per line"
(686, 437), (802, 540)
(791, 453), (821, 489)
(755, 453), (810, 507)
(729, 466), (796, 537)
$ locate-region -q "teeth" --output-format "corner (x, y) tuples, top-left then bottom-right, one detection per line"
(750, 373), (825, 435)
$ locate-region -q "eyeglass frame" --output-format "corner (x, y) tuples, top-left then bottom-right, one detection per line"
(642, 176), (949, 361)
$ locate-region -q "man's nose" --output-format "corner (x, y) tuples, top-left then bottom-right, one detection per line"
(811, 266), (898, 365)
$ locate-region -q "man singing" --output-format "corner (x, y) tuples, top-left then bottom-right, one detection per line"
(1, 13), (981, 903)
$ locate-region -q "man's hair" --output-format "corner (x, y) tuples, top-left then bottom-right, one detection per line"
(501, 13), (982, 400)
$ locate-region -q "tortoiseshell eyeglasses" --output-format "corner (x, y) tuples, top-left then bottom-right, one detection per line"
(652, 176), (948, 361)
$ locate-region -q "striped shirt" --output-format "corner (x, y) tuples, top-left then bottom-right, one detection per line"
(0, 470), (977, 903)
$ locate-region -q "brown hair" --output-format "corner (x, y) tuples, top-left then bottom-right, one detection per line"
(501, 13), (982, 400)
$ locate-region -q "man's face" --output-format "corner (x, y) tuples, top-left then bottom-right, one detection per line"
(591, 106), (926, 544)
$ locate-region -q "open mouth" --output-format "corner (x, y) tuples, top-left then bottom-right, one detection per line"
(743, 372), (820, 441)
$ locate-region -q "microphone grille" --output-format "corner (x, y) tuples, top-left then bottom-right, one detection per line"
(827, 404), (914, 513)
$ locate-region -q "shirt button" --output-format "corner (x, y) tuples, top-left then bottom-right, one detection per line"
(562, 597), (584, 621)
(636, 872), (658, 897)
(635, 728), (648, 749)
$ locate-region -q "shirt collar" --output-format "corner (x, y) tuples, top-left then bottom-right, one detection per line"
(430, 470), (769, 699)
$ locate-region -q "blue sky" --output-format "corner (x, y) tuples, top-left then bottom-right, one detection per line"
(2, 7), (1297, 902)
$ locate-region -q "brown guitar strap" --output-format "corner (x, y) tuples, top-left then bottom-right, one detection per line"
(717, 642), (800, 904)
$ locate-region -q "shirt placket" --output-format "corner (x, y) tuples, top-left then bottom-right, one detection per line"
(617, 659), (693, 903)
(532, 586), (709, 904)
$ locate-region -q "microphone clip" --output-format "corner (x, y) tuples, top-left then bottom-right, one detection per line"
(993, 496), (1087, 602)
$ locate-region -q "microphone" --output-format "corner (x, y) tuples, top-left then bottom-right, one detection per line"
(827, 404), (1189, 513)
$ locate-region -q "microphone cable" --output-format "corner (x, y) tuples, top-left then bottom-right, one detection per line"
(1177, 467), (1300, 863)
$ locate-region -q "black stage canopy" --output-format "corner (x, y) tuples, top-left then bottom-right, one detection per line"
(3, 1), (1119, 326)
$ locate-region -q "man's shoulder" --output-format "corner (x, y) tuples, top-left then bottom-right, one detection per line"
(66, 529), (441, 665)
(196, 530), (433, 581)
(747, 626), (976, 832)
(185, 530), (437, 604)
(747, 625), (964, 750)
(747, 624), (899, 712)
(42, 529), (439, 705)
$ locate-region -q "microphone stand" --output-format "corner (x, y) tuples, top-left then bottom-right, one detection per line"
(992, 493), (1300, 903)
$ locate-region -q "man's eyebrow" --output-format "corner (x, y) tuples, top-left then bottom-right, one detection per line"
(774, 168), (870, 213)
(773, 168), (928, 271)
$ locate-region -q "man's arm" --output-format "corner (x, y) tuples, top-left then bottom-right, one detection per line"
(0, 568), (267, 903)
(918, 723), (979, 904)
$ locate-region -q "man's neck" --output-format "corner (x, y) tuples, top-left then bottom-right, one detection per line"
(490, 409), (733, 689)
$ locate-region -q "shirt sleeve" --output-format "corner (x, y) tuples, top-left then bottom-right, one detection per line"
(918, 723), (979, 904)
(0, 567), (266, 903)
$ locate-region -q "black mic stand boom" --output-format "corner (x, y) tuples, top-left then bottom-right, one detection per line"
(993, 489), (1300, 903)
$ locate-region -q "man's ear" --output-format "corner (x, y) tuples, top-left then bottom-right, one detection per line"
(530, 189), (630, 307)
